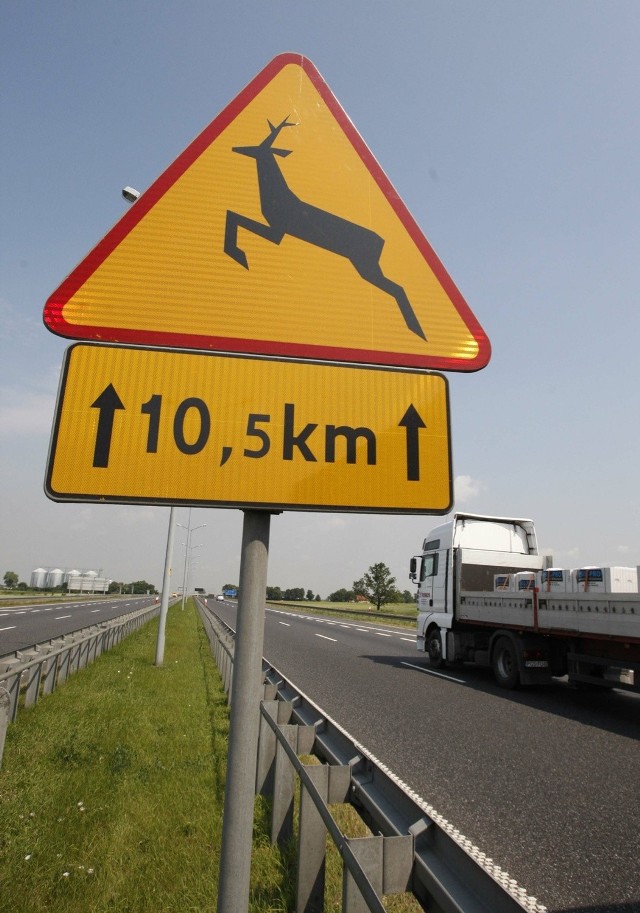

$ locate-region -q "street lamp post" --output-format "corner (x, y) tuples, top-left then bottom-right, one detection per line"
(177, 509), (206, 611)
(154, 506), (176, 667)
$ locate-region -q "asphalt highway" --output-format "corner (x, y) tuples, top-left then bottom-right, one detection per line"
(213, 600), (640, 913)
(0, 595), (159, 657)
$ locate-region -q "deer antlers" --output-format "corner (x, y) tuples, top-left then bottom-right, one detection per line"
(265, 116), (297, 146)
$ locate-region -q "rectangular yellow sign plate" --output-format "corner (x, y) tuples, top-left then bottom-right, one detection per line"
(46, 344), (452, 514)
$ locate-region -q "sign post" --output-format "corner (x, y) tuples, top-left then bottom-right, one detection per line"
(216, 510), (272, 913)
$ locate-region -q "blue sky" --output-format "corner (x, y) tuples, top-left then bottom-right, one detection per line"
(2, 1), (639, 595)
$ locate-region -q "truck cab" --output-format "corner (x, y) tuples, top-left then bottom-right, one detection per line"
(410, 513), (542, 668)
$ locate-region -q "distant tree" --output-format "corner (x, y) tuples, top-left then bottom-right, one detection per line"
(328, 588), (354, 602)
(17, 581), (28, 591)
(129, 580), (158, 595)
(266, 586), (282, 600)
(315, 594), (322, 601)
(283, 587), (305, 601)
(3, 571), (19, 589)
(352, 577), (367, 599)
(353, 563), (398, 611)
(306, 589), (314, 601)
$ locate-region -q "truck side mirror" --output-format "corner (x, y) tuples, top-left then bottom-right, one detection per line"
(409, 557), (417, 581)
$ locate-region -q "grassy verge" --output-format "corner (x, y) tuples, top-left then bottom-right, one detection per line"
(267, 601), (417, 629)
(0, 602), (287, 913)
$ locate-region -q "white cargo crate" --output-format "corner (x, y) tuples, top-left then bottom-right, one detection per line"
(493, 573), (515, 592)
(538, 568), (571, 592)
(515, 571), (536, 591)
(571, 566), (638, 593)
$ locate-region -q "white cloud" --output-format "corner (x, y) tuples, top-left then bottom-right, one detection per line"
(454, 474), (485, 503)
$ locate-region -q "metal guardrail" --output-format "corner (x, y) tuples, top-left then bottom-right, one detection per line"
(197, 599), (546, 913)
(0, 602), (161, 767)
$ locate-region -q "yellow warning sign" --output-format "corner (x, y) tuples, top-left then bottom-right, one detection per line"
(43, 54), (490, 372)
(46, 344), (452, 513)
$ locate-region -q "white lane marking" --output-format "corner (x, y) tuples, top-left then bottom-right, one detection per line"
(314, 633), (337, 642)
(401, 661), (466, 684)
(55, 615), (72, 620)
(0, 625), (16, 632)
(375, 632), (392, 637)
(401, 637), (414, 642)
(91, 609), (101, 613)
(31, 609), (41, 614)
(278, 621), (290, 627)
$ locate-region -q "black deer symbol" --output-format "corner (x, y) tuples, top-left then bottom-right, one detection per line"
(224, 117), (427, 341)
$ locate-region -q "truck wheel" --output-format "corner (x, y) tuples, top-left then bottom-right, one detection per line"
(427, 628), (446, 669)
(492, 637), (520, 689)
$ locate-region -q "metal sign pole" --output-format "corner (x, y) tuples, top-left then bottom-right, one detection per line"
(217, 508), (272, 913)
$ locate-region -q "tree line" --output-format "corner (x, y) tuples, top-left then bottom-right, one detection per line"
(264, 563), (415, 611)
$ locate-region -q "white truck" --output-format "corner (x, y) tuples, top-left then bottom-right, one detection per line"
(410, 513), (640, 691)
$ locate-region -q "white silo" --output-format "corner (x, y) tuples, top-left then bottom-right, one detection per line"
(30, 568), (48, 588)
(66, 570), (81, 592)
(47, 568), (64, 588)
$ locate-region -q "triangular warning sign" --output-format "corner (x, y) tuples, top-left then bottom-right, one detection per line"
(44, 53), (490, 372)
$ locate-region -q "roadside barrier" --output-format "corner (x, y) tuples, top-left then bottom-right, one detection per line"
(197, 598), (545, 913)
(0, 601), (161, 767)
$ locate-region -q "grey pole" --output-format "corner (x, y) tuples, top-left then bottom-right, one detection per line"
(155, 506), (176, 667)
(217, 509), (272, 913)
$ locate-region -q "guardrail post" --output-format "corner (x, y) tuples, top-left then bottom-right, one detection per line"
(342, 834), (414, 913)
(78, 639), (90, 669)
(271, 723), (298, 845)
(343, 836), (383, 913)
(24, 658), (44, 708)
(42, 654), (59, 695)
(6, 670), (21, 723)
(0, 687), (10, 768)
(297, 763), (330, 913)
(223, 643), (232, 696)
(88, 634), (100, 663)
(67, 635), (80, 675)
(256, 701), (278, 795)
(57, 646), (71, 685)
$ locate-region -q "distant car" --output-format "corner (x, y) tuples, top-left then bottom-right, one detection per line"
(217, 594), (224, 601)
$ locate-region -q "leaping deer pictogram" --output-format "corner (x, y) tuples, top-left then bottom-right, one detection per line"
(224, 117), (427, 341)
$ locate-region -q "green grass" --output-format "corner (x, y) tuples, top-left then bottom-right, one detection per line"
(0, 602), (420, 912)
(267, 600), (417, 629)
(0, 602), (290, 913)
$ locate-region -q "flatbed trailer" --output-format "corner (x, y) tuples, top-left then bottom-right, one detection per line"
(411, 513), (640, 690)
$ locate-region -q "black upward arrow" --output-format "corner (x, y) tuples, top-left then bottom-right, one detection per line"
(91, 384), (125, 468)
(398, 404), (427, 482)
